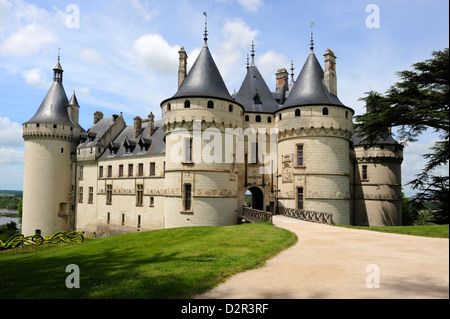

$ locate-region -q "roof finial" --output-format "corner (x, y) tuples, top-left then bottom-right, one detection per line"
(310, 22), (315, 51)
(246, 54), (250, 69)
(290, 60), (295, 82)
(251, 40), (255, 65)
(58, 46), (61, 61)
(203, 11), (208, 46)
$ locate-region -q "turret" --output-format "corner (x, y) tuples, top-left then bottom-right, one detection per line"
(22, 55), (83, 236)
(160, 20), (243, 228)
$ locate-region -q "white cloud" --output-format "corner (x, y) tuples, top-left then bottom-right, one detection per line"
(216, 18), (259, 87)
(133, 33), (179, 74)
(129, 0), (159, 21)
(0, 148), (24, 165)
(256, 50), (290, 87)
(21, 68), (50, 89)
(236, 0), (264, 12)
(77, 47), (106, 66)
(0, 23), (57, 56)
(0, 148), (24, 190)
(0, 117), (24, 148)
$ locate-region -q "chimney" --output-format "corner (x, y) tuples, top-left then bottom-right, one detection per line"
(324, 48), (337, 96)
(275, 69), (289, 93)
(133, 116), (142, 139)
(178, 46), (188, 89)
(93, 111), (103, 124)
(147, 112), (155, 137)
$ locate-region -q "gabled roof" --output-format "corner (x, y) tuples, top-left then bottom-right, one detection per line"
(235, 64), (280, 113)
(281, 50), (345, 109)
(165, 45), (234, 103)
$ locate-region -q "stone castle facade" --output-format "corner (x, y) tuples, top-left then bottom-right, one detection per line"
(21, 32), (404, 237)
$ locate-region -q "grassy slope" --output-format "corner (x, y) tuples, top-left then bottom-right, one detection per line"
(336, 224), (449, 238)
(0, 223), (296, 299)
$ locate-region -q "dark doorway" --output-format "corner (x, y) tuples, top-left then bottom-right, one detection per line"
(245, 187), (264, 210)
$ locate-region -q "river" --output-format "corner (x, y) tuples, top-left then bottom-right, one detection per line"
(0, 208), (20, 229)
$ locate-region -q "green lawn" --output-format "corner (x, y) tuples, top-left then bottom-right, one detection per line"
(0, 223), (296, 299)
(337, 224), (449, 238)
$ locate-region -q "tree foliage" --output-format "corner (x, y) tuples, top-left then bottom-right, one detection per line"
(354, 48), (449, 224)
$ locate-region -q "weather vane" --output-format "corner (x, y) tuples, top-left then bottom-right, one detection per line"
(203, 11), (208, 45)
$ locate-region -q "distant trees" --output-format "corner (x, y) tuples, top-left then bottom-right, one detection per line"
(355, 48), (449, 224)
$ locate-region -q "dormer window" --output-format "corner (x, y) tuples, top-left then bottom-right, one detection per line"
(253, 93), (262, 105)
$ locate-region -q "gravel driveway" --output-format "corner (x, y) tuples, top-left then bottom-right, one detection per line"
(196, 215), (449, 299)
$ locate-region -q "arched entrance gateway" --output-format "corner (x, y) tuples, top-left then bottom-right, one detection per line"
(244, 187), (264, 210)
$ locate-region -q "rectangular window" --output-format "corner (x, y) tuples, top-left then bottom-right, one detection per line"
(297, 187), (304, 210)
(150, 196), (154, 207)
(184, 184), (192, 211)
(107, 212), (110, 224)
(362, 165), (368, 181)
(107, 165), (112, 178)
(121, 213), (125, 225)
(99, 166), (104, 178)
(297, 145), (304, 166)
(150, 162), (156, 176)
(119, 164), (124, 177)
(138, 163), (144, 177)
(128, 164), (133, 177)
(106, 184), (112, 205)
(137, 215), (141, 228)
(136, 184), (144, 206)
(78, 187), (83, 203)
(184, 137), (193, 162)
(250, 142), (258, 164)
(88, 187), (94, 204)
(79, 166), (84, 180)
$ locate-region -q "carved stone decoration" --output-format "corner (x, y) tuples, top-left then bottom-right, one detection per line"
(282, 154), (293, 183)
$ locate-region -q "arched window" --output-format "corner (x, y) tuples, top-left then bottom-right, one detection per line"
(245, 115), (249, 122)
(229, 104), (233, 112)
(295, 109), (301, 117)
(207, 100), (214, 109)
(267, 116), (272, 123)
(184, 100), (190, 108)
(322, 107), (329, 115)
(255, 115), (261, 122)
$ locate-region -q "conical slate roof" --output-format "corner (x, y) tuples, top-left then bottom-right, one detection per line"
(235, 64), (279, 113)
(170, 45), (233, 102)
(25, 81), (74, 126)
(281, 50), (345, 109)
(68, 91), (79, 107)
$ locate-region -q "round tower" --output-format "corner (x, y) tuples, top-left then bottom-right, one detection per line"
(352, 132), (404, 226)
(160, 27), (244, 228)
(22, 56), (82, 236)
(275, 43), (354, 225)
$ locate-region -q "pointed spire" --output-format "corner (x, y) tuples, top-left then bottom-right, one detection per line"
(251, 41), (255, 66)
(203, 11), (208, 46)
(290, 60), (295, 83)
(310, 22), (315, 51)
(53, 47), (63, 83)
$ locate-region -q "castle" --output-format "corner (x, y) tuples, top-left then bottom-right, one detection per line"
(21, 29), (404, 237)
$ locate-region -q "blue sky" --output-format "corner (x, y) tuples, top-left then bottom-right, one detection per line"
(0, 0), (448, 196)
